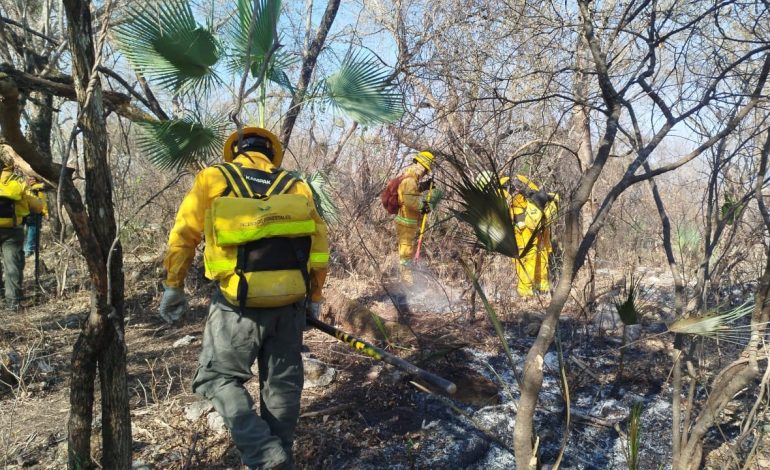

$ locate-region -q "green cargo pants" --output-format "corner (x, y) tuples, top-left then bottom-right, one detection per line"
(0, 228), (24, 307)
(192, 291), (306, 470)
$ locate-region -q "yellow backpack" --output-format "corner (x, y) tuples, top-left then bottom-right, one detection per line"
(203, 163), (316, 309)
(0, 175), (23, 228)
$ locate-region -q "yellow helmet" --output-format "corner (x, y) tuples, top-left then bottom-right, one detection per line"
(514, 174), (540, 191)
(223, 127), (284, 166)
(413, 151), (434, 172)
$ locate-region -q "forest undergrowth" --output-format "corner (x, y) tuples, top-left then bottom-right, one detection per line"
(1, 233), (767, 469)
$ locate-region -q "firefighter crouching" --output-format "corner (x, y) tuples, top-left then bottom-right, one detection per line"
(508, 175), (558, 297)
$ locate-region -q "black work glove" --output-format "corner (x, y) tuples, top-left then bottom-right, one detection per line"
(418, 177), (434, 193)
(420, 203), (431, 214)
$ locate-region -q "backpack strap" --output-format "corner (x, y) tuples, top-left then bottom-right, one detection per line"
(219, 163), (297, 199)
(266, 171), (297, 196)
(215, 163), (253, 198)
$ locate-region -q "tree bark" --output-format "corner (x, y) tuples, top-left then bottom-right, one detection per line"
(61, 0), (130, 468)
(279, 0), (341, 149)
(644, 163), (686, 315)
(513, 2), (624, 465)
(23, 43), (64, 246)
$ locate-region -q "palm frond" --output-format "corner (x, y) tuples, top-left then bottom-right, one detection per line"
(674, 223), (701, 258)
(318, 53), (404, 124)
(425, 187), (445, 210)
(668, 302), (754, 338)
(448, 167), (519, 258)
(113, 0), (221, 94)
(721, 195), (745, 225)
(227, 0), (293, 90)
(136, 114), (227, 171)
(289, 170), (339, 224)
(265, 54), (296, 92)
(613, 275), (648, 326)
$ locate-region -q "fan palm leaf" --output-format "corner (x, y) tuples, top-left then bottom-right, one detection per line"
(318, 53), (404, 124)
(228, 0), (294, 91)
(113, 0), (221, 94)
(446, 161), (555, 259)
(668, 301), (755, 338)
(136, 114), (227, 171)
(613, 275), (648, 326)
(449, 167), (519, 258)
(720, 195), (745, 225)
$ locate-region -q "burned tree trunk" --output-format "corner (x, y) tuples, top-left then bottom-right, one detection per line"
(61, 0), (131, 468)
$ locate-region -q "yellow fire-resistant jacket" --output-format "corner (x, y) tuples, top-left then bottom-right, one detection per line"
(29, 182), (48, 217)
(509, 175), (540, 225)
(163, 152), (329, 302)
(507, 175), (558, 255)
(395, 163), (425, 226)
(0, 169), (43, 225)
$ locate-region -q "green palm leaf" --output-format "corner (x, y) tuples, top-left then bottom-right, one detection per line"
(447, 166), (520, 257)
(318, 53), (404, 124)
(290, 170), (339, 224)
(113, 0), (221, 94)
(613, 275), (648, 326)
(228, 0), (294, 90)
(454, 184), (519, 257)
(720, 195), (744, 225)
(136, 115), (227, 171)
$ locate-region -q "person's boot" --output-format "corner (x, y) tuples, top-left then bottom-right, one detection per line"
(399, 263), (414, 285)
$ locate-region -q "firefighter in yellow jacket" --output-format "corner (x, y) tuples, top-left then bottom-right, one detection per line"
(24, 176), (48, 258)
(0, 164), (43, 308)
(508, 175), (558, 297)
(395, 151), (434, 283)
(158, 127), (329, 470)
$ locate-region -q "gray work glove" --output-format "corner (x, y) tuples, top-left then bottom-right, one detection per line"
(305, 302), (322, 331)
(159, 286), (187, 324)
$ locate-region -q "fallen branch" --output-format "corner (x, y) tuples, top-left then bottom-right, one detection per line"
(300, 403), (355, 418)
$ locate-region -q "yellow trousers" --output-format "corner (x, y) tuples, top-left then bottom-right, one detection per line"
(395, 222), (418, 283)
(515, 230), (550, 297)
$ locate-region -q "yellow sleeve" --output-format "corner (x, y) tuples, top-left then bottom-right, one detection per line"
(398, 176), (420, 220)
(21, 185), (43, 215)
(163, 170), (214, 288)
(290, 180), (329, 302)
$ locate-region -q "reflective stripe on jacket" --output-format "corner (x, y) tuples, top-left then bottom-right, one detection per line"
(163, 152), (329, 301)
